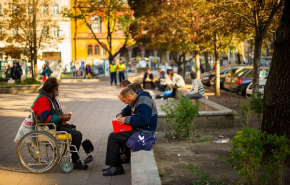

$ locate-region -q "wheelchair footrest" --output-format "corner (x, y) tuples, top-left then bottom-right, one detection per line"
(82, 139), (94, 153)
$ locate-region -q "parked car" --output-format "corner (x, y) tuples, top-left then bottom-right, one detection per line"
(209, 65), (246, 88)
(201, 64), (238, 86)
(223, 66), (252, 90)
(246, 78), (267, 97)
(229, 67), (269, 95)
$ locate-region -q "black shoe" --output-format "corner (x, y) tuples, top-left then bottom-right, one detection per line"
(103, 166), (124, 176)
(102, 166), (111, 172)
(74, 160), (88, 170)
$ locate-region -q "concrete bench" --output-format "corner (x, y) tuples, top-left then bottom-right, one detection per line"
(157, 89), (236, 129)
(131, 149), (162, 185)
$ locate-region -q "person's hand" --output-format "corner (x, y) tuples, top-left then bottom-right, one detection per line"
(116, 117), (125, 125)
(60, 114), (71, 121)
(116, 114), (123, 119)
(62, 120), (67, 125)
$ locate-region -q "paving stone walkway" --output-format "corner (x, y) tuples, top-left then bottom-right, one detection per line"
(0, 81), (163, 185)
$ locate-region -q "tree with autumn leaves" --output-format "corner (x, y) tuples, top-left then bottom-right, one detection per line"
(1, 0), (63, 77)
(130, 0), (212, 80)
(218, 0), (284, 96)
(62, 0), (134, 63)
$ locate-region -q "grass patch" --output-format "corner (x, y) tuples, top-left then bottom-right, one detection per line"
(197, 136), (211, 142)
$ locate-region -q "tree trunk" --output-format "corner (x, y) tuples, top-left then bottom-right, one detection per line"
(261, 0), (290, 137)
(214, 32), (221, 96)
(182, 53), (186, 79)
(204, 52), (210, 72)
(30, 51), (34, 78)
(237, 52), (241, 64)
(194, 51), (200, 79)
(252, 34), (262, 96)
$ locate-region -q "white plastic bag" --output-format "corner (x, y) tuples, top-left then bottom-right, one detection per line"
(14, 112), (35, 143)
(8, 78), (15, 84)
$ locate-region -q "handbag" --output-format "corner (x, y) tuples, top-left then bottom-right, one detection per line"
(126, 131), (156, 151)
(14, 111), (35, 143)
(163, 90), (172, 97)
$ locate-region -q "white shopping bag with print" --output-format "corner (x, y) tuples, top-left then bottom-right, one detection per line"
(14, 112), (35, 143)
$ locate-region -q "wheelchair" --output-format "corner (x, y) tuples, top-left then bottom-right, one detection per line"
(16, 110), (94, 174)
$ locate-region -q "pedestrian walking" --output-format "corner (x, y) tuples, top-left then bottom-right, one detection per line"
(109, 60), (117, 86)
(118, 59), (125, 84)
(87, 65), (92, 79)
(5, 65), (12, 79)
(42, 63), (48, 83)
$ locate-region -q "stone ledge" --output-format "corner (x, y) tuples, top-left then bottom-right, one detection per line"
(59, 79), (101, 83)
(131, 150), (161, 185)
(0, 85), (41, 94)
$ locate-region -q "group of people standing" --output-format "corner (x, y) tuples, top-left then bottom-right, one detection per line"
(109, 59), (126, 86)
(5, 62), (23, 82)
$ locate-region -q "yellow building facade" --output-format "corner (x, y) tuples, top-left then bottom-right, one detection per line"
(70, 0), (130, 67)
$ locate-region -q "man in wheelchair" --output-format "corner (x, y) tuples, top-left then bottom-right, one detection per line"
(31, 77), (88, 170)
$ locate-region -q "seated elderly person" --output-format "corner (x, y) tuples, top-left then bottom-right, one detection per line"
(155, 68), (166, 91)
(102, 86), (157, 176)
(31, 77), (88, 170)
(143, 69), (154, 89)
(167, 69), (185, 98)
(183, 72), (204, 99)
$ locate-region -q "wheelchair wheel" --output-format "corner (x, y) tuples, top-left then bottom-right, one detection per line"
(61, 161), (73, 173)
(17, 131), (60, 173)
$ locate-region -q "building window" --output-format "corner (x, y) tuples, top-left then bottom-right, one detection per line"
(43, 5), (48, 14)
(88, 45), (93, 55)
(94, 45), (99, 55)
(53, 26), (59, 37)
(101, 46), (106, 55)
(28, 4), (33, 14)
(0, 27), (2, 37)
(43, 26), (49, 37)
(0, 4), (2, 15)
(53, 4), (59, 15)
(91, 15), (101, 33)
(0, 53), (3, 59)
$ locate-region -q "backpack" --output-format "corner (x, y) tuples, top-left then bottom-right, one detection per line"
(17, 67), (23, 76)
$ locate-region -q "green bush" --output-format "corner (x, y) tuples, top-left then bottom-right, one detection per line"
(21, 78), (41, 85)
(228, 128), (290, 185)
(250, 92), (264, 128)
(0, 78), (41, 85)
(160, 93), (200, 140)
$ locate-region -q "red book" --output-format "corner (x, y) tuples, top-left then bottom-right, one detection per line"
(112, 120), (132, 133)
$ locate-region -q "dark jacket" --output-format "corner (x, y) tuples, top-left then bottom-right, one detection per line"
(159, 71), (165, 79)
(143, 72), (153, 83)
(119, 90), (157, 132)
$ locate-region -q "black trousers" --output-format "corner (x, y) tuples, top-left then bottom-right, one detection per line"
(57, 125), (82, 162)
(118, 72), (125, 83)
(110, 72), (117, 85)
(105, 130), (137, 167)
